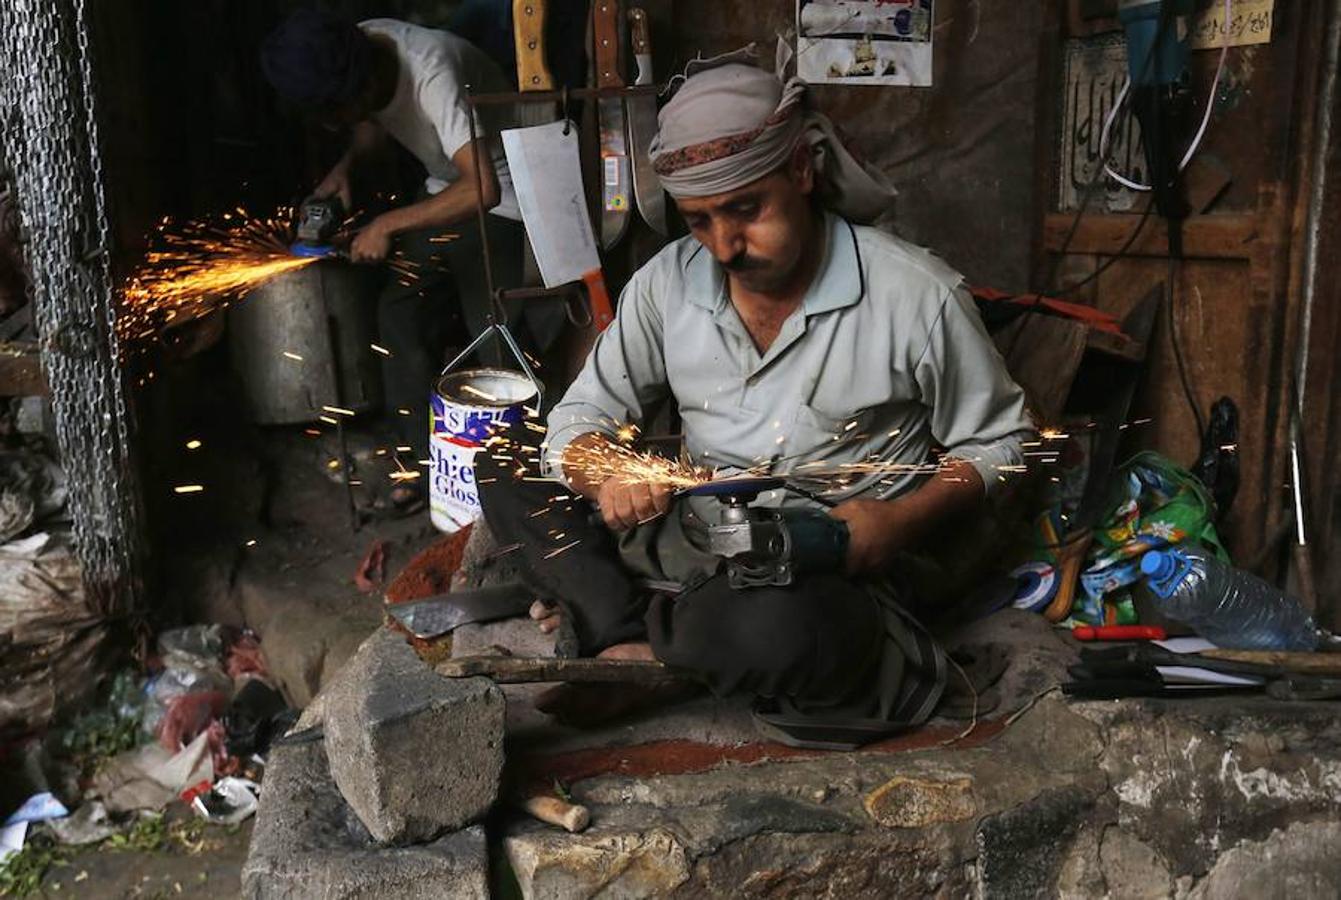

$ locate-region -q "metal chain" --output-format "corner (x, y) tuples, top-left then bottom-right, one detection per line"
(0, 0), (143, 616)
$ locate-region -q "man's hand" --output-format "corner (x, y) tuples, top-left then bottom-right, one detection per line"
(350, 217), (394, 264)
(313, 165), (353, 212)
(829, 498), (902, 576)
(596, 476), (672, 531)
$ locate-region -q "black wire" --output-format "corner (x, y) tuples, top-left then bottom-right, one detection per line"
(1003, 4), (1178, 362)
(1051, 198), (1155, 297)
(1165, 254), (1207, 437)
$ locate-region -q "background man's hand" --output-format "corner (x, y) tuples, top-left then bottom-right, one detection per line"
(350, 217), (393, 264)
(596, 476), (672, 531)
(314, 166), (353, 212)
(830, 498), (903, 575)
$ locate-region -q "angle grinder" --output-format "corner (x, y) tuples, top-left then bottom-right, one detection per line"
(687, 476), (849, 590)
(291, 195), (347, 259)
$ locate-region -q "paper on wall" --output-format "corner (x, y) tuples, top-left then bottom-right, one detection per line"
(1190, 0), (1274, 50)
(796, 0), (934, 87)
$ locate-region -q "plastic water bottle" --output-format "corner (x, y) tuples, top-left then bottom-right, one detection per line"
(1139, 547), (1322, 651)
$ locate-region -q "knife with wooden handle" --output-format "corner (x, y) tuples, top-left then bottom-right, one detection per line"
(626, 7), (666, 235)
(593, 0), (631, 249)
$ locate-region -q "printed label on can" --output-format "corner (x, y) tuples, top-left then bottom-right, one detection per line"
(428, 378), (530, 533)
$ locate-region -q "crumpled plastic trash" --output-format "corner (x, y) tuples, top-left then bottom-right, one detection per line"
(1, 791), (69, 862)
(190, 776), (260, 825)
(91, 730), (214, 814)
(47, 801), (116, 846)
(157, 625), (225, 668)
(3, 792), (68, 826)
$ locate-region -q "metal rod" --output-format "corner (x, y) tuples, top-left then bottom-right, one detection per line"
(464, 83), (501, 332)
(1295, 0), (1341, 417)
(498, 285), (580, 302)
(467, 84), (661, 106)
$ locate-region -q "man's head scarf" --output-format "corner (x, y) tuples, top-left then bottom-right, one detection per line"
(648, 48), (897, 224)
(261, 9), (373, 108)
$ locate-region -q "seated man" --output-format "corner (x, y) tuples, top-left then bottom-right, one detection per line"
(476, 54), (1034, 741)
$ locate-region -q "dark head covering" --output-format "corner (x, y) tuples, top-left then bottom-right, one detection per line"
(261, 8), (373, 107)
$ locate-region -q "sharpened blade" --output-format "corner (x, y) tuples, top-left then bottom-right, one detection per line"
(599, 97), (631, 248)
(385, 582), (533, 640)
(627, 12), (666, 236)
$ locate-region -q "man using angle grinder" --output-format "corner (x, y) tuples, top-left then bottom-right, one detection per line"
(261, 9), (563, 511)
(474, 51), (1036, 747)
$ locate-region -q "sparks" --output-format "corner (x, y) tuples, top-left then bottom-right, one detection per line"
(283, 351), (304, 362)
(174, 484), (204, 494)
(321, 404), (356, 417)
(185, 439), (202, 450)
(118, 208), (320, 349)
(370, 343), (392, 356)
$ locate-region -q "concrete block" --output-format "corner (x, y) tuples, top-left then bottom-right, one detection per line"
(323, 627), (505, 845)
(241, 740), (488, 899)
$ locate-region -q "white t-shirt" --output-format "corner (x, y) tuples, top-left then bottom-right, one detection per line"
(359, 19), (520, 220)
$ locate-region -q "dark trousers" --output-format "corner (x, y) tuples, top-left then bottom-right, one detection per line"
(474, 445), (890, 711)
(377, 213), (564, 460)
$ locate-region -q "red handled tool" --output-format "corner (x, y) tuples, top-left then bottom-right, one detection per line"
(1071, 625), (1167, 642)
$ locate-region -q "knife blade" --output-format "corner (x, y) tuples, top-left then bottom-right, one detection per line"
(626, 7), (666, 236)
(593, 0), (631, 249)
(385, 582), (534, 640)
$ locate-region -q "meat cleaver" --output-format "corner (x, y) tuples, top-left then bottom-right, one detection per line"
(502, 119), (616, 330)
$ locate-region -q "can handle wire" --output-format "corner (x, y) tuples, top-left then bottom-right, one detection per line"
(440, 322), (544, 406)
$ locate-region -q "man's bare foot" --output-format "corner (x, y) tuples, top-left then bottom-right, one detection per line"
(597, 641), (656, 662)
(529, 599), (562, 634)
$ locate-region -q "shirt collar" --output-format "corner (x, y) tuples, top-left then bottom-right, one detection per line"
(681, 211), (864, 315)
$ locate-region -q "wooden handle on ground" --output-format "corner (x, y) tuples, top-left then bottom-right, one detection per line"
(438, 654), (674, 683)
(1200, 649), (1341, 675)
(521, 795), (591, 832)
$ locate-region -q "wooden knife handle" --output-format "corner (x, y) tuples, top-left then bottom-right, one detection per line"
(513, 0), (554, 91)
(628, 7), (650, 54)
(593, 0), (624, 89)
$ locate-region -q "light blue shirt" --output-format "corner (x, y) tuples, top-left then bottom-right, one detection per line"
(544, 213), (1034, 517)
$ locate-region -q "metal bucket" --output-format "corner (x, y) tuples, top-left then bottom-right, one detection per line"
(429, 323), (543, 533)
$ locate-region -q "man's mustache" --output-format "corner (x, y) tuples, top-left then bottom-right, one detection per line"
(723, 253), (770, 272)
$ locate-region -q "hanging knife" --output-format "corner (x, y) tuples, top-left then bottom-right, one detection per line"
(594, 0), (631, 249)
(626, 8), (666, 236)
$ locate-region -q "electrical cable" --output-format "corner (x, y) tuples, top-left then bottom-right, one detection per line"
(1002, 3), (1179, 364)
(1165, 254), (1206, 437)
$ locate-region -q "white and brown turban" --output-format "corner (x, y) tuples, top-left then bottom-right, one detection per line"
(648, 49), (897, 224)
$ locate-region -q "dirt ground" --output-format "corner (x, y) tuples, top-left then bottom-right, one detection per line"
(33, 821), (252, 900)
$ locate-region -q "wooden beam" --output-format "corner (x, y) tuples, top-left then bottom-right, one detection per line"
(1043, 213), (1260, 259)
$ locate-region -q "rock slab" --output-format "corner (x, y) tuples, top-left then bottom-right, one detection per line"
(323, 627), (505, 845)
(242, 740), (488, 899)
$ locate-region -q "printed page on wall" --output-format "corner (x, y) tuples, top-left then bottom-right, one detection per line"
(796, 0), (934, 87)
(1190, 0), (1274, 51)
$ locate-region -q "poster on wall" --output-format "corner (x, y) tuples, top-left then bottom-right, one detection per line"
(796, 0), (934, 87)
(1058, 34), (1145, 213)
(1190, 0), (1274, 50)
